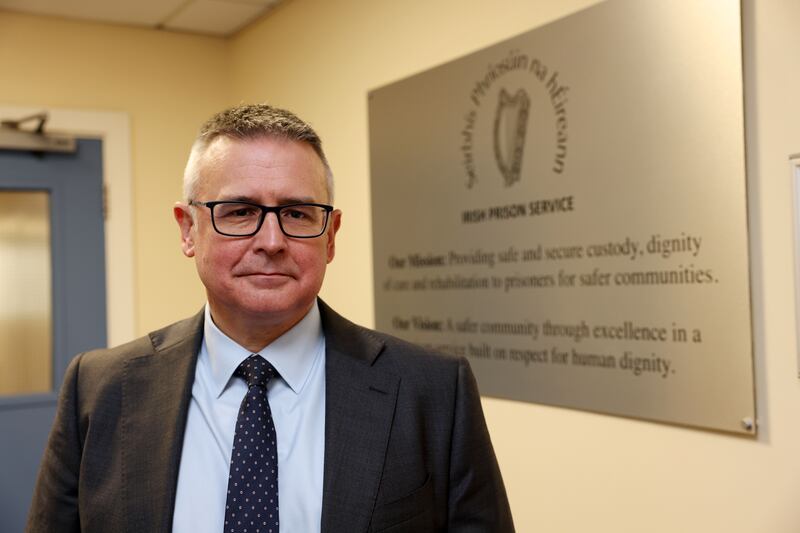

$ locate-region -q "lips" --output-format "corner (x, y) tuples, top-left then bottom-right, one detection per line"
(232, 260), (298, 283)
(238, 271), (293, 278)
(234, 264), (295, 277)
(236, 271), (295, 289)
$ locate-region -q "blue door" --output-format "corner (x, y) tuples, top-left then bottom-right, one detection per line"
(0, 139), (107, 532)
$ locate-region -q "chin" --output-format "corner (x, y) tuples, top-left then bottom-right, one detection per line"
(239, 293), (315, 319)
(207, 278), (322, 322)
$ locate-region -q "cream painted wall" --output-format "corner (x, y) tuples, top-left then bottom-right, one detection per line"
(229, 0), (800, 531)
(0, 11), (229, 334)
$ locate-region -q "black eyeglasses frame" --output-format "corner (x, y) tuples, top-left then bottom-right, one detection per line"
(188, 200), (334, 238)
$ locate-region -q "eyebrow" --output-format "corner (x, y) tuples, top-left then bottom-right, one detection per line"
(219, 195), (319, 205)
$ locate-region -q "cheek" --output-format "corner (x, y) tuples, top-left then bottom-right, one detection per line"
(296, 245), (330, 279)
(195, 240), (238, 281)
(193, 248), (217, 286)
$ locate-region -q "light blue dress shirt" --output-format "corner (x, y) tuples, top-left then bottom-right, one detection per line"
(173, 303), (326, 533)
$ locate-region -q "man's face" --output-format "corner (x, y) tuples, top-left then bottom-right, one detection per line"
(175, 136), (341, 332)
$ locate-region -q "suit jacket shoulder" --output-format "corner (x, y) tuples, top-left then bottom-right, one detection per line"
(317, 301), (514, 532)
(27, 311), (205, 533)
(319, 298), (461, 370)
(72, 312), (203, 400)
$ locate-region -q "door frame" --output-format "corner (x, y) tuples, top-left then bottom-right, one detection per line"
(0, 105), (135, 347)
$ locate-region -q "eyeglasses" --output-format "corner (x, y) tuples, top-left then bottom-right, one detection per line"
(189, 200), (333, 238)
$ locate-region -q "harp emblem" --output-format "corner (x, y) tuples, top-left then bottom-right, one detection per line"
(493, 88), (530, 186)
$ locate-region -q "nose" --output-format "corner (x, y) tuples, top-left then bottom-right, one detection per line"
(252, 212), (288, 254)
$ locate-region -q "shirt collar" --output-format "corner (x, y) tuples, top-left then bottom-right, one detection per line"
(203, 302), (324, 398)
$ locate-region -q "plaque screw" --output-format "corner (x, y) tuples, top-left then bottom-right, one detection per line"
(741, 417), (754, 431)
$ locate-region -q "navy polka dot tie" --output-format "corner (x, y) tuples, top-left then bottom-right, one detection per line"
(224, 355), (279, 533)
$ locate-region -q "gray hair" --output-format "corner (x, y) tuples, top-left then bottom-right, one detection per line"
(183, 103), (334, 202)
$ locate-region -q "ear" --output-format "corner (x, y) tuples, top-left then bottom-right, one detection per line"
(325, 209), (342, 264)
(173, 203), (196, 257)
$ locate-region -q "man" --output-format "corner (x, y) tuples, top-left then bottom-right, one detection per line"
(27, 104), (514, 532)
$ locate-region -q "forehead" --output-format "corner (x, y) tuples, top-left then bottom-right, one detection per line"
(197, 136), (328, 202)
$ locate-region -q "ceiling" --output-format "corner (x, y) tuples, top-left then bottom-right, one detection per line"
(0, 0), (284, 37)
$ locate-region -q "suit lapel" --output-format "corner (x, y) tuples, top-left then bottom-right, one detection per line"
(121, 312), (204, 533)
(319, 302), (400, 533)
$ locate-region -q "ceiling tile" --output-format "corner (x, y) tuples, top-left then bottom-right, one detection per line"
(0, 0), (187, 26)
(164, 0), (268, 36)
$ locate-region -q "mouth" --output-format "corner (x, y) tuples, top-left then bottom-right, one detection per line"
(239, 272), (293, 279)
(237, 272), (294, 288)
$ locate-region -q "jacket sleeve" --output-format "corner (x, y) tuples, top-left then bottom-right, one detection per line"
(447, 357), (515, 532)
(26, 354), (84, 533)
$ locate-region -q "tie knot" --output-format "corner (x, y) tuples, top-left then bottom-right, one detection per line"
(234, 354), (276, 389)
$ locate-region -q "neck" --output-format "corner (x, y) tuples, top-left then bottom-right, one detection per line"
(207, 302), (313, 352)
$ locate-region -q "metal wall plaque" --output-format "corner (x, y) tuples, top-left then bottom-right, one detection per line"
(368, 0), (755, 434)
(791, 154), (800, 380)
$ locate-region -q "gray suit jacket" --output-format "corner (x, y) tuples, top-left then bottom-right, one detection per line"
(27, 300), (514, 532)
